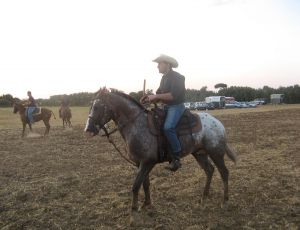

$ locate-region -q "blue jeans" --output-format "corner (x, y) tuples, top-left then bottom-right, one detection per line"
(163, 103), (186, 159)
(26, 107), (36, 124)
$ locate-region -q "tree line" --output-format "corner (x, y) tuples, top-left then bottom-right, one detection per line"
(1, 84), (299, 107)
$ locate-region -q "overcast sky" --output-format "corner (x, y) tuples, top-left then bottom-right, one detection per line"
(1, 0), (299, 99)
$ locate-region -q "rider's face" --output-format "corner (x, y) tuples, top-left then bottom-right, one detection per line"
(157, 62), (170, 74)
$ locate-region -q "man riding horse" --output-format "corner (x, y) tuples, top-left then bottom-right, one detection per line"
(59, 97), (70, 118)
(141, 54), (186, 172)
(59, 97), (72, 128)
(26, 91), (37, 124)
(13, 91), (55, 137)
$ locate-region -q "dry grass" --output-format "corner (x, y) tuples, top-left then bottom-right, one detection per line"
(0, 105), (299, 229)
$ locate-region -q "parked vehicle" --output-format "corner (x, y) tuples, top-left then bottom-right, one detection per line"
(225, 103), (236, 109)
(206, 103), (215, 110)
(249, 101), (260, 106)
(195, 102), (207, 110)
(184, 102), (191, 109)
(253, 98), (267, 105)
(248, 102), (258, 108)
(270, 94), (284, 104)
(225, 101), (258, 109)
(239, 102), (250, 108)
(225, 97), (235, 104)
(205, 96), (225, 108)
(189, 102), (197, 110)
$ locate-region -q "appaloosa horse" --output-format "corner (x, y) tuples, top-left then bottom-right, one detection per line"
(85, 89), (237, 213)
(13, 103), (56, 137)
(59, 106), (72, 128)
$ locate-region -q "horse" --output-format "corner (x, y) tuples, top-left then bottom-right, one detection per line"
(13, 102), (56, 137)
(85, 89), (237, 213)
(59, 106), (72, 128)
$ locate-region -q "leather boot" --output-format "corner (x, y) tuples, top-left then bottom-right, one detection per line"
(165, 158), (181, 172)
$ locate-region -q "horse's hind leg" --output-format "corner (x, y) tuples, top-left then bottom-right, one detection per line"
(192, 151), (214, 201)
(66, 118), (71, 128)
(209, 150), (229, 203)
(43, 119), (50, 136)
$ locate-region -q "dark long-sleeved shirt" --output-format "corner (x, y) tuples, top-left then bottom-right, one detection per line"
(28, 96), (36, 107)
(156, 70), (186, 105)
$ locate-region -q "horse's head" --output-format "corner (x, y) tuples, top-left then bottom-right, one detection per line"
(13, 102), (26, 114)
(85, 93), (113, 137)
(13, 102), (22, 113)
(13, 103), (19, 113)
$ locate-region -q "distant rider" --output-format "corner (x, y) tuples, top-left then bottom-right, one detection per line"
(26, 91), (37, 124)
(59, 97), (70, 118)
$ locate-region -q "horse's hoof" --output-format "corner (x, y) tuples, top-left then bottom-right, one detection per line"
(141, 202), (153, 210)
(131, 205), (139, 212)
(129, 210), (139, 226)
(200, 196), (208, 204)
(221, 200), (230, 209)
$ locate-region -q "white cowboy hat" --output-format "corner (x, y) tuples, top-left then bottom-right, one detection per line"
(152, 54), (178, 68)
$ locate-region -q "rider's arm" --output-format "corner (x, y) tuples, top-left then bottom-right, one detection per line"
(148, 92), (174, 103)
(156, 93), (173, 102)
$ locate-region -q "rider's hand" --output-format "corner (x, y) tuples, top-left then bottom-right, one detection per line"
(148, 94), (159, 103)
(140, 95), (149, 104)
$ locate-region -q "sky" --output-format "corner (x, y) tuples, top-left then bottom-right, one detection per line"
(1, 0), (300, 99)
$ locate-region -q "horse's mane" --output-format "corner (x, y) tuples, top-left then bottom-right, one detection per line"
(95, 87), (147, 112)
(111, 91), (147, 112)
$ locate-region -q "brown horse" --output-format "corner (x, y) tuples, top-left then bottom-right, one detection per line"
(85, 89), (237, 214)
(59, 106), (72, 128)
(13, 103), (56, 137)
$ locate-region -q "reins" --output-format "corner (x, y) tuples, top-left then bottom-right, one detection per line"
(100, 109), (147, 167)
(102, 126), (137, 167)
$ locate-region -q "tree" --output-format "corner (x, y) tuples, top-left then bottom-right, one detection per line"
(0, 94), (14, 107)
(185, 87), (216, 102)
(214, 83), (227, 89)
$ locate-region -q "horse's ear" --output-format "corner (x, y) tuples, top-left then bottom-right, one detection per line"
(95, 86), (110, 98)
(13, 98), (21, 104)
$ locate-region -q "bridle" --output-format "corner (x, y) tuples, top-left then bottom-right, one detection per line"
(90, 101), (147, 167)
(103, 110), (147, 167)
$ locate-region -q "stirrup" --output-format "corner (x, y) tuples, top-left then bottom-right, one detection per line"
(165, 160), (181, 172)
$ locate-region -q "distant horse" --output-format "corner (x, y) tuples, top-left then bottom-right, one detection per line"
(13, 103), (56, 137)
(59, 106), (72, 128)
(85, 90), (237, 213)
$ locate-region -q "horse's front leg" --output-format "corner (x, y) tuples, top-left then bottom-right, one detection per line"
(142, 175), (152, 208)
(68, 119), (72, 128)
(131, 162), (154, 212)
(22, 122), (26, 137)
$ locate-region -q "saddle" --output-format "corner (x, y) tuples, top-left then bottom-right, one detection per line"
(147, 107), (202, 162)
(25, 107), (41, 118)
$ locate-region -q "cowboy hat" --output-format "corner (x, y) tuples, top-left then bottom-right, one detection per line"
(152, 54), (178, 68)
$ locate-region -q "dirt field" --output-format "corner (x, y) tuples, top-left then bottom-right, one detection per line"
(0, 105), (299, 229)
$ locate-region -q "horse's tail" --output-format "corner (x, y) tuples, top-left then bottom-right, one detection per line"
(225, 143), (237, 164)
(51, 110), (56, 119)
